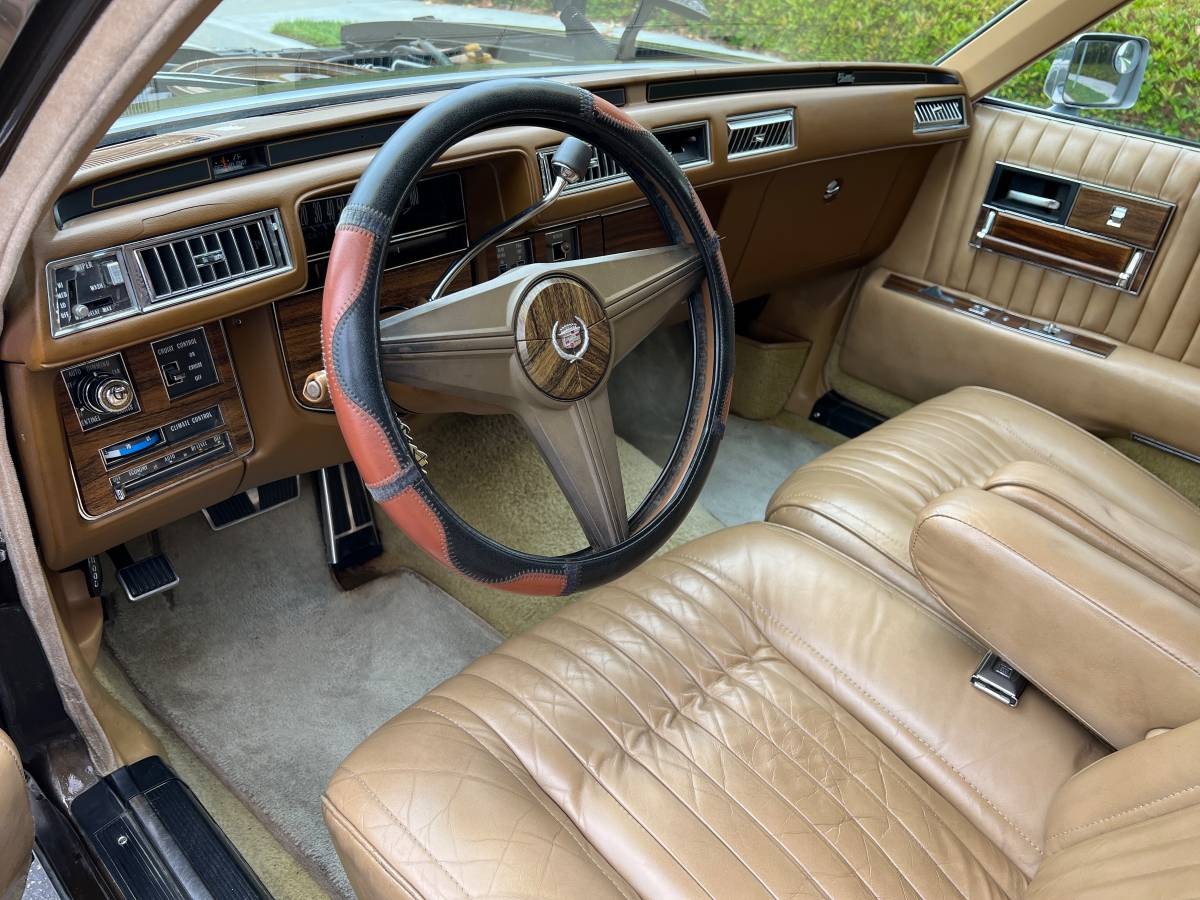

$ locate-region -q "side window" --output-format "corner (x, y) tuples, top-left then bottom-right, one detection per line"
(990, 0), (1200, 144)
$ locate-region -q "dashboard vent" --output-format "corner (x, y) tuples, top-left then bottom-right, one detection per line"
(914, 96), (966, 132)
(134, 211), (290, 305)
(726, 109), (795, 159)
(537, 121), (710, 194)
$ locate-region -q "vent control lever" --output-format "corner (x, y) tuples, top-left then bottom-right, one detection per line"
(428, 137), (592, 302)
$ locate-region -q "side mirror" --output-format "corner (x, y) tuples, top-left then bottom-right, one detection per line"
(1044, 33), (1149, 111)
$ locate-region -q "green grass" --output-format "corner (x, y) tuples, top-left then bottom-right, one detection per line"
(270, 19), (348, 47)
(268, 0), (1200, 142)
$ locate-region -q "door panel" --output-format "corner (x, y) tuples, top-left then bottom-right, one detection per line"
(0, 730), (32, 900)
(842, 103), (1200, 455)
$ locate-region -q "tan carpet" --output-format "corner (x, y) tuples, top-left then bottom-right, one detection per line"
(1108, 436), (1200, 506)
(93, 655), (330, 900)
(361, 413), (724, 638)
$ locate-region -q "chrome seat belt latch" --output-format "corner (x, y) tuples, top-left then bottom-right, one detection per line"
(971, 652), (1027, 708)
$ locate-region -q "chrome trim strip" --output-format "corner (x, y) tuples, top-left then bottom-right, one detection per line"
(1130, 433), (1200, 466)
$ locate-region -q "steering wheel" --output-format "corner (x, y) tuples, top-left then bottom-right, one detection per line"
(321, 78), (733, 596)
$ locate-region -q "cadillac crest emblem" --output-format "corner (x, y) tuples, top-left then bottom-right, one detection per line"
(550, 316), (590, 362)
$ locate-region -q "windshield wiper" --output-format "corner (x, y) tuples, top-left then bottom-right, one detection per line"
(617, 0), (710, 61)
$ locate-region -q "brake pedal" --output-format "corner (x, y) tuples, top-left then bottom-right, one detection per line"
(116, 555), (179, 603)
(203, 475), (300, 531)
(315, 463), (382, 569)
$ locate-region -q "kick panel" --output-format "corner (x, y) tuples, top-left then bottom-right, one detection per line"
(56, 321), (252, 517)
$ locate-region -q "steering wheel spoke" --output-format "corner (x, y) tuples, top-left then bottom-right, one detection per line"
(322, 79), (732, 596)
(517, 387), (628, 550)
(378, 275), (521, 405)
(555, 245), (704, 363)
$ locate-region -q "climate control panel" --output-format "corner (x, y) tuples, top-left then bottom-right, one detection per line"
(55, 322), (253, 518)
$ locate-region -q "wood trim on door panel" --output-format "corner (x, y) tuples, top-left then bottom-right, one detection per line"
(845, 269), (1200, 460)
(970, 208), (1150, 293)
(1067, 186), (1171, 249)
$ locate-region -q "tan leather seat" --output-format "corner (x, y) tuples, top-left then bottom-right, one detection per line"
(322, 524), (1199, 899)
(1, 730), (32, 900)
(767, 385), (1200, 604)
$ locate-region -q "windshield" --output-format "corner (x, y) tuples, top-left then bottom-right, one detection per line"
(110, 0), (1017, 139)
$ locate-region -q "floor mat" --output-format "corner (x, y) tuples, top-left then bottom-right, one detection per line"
(611, 323), (832, 527)
(105, 487), (501, 897)
(93, 654), (328, 900)
(701, 416), (829, 526)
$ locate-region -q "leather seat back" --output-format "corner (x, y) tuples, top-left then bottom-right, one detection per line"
(1027, 719), (1200, 897)
(1, 730), (32, 900)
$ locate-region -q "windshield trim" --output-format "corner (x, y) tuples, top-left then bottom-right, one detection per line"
(934, 0), (1029, 64)
(101, 60), (729, 146)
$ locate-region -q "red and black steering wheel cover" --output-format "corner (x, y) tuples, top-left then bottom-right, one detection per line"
(321, 78), (733, 596)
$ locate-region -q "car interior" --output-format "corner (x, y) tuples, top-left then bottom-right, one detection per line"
(1, 0), (1199, 897)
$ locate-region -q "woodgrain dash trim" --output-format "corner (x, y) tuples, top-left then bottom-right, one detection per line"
(58, 321), (252, 518)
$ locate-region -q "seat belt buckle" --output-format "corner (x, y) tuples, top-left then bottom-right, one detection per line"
(971, 652), (1027, 707)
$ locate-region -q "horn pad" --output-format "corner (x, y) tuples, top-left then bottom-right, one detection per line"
(515, 276), (611, 400)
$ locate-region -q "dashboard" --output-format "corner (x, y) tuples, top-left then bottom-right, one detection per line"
(0, 63), (973, 570)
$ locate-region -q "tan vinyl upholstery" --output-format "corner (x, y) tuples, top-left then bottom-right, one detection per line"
(0, 730), (32, 900)
(325, 524), (1119, 898)
(881, 105), (1200, 362)
(766, 385), (1200, 607)
(912, 488), (1200, 749)
(1029, 719), (1200, 898)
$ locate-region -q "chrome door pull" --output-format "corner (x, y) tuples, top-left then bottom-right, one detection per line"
(1005, 189), (1060, 211)
(1116, 250), (1143, 290)
(976, 209), (997, 240)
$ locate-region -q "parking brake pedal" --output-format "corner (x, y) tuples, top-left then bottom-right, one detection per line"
(116, 554), (179, 603)
(315, 463), (383, 569)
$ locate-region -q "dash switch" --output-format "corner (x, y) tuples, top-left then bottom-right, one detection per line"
(151, 328), (219, 400)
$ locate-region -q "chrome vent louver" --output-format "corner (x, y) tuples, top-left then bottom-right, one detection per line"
(537, 144), (629, 193)
(913, 97), (966, 132)
(537, 122), (710, 193)
(134, 211), (289, 305)
(726, 109), (795, 158)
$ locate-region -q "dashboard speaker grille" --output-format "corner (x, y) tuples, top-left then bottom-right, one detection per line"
(135, 211), (289, 305)
(726, 109), (795, 158)
(913, 96), (966, 132)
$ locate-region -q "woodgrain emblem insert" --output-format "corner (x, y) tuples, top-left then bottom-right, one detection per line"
(516, 277), (611, 400)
